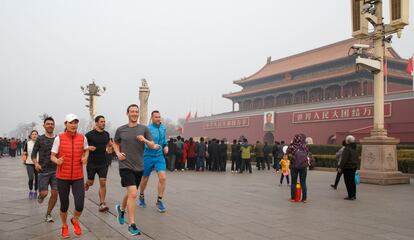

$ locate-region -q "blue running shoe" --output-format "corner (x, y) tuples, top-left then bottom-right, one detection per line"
(128, 223), (141, 236)
(156, 200), (166, 213)
(115, 204), (125, 225)
(138, 196), (146, 208)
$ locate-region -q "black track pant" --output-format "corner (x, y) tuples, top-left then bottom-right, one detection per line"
(25, 164), (38, 191)
(57, 179), (85, 213)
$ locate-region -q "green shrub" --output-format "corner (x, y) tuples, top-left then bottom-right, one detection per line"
(313, 155), (337, 168)
(397, 144), (414, 150)
(397, 150), (414, 160)
(314, 154), (414, 173)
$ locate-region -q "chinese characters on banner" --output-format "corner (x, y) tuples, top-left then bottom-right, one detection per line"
(204, 117), (250, 130)
(292, 103), (392, 123)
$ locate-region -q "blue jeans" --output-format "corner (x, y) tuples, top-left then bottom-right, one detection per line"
(290, 167), (307, 200)
(196, 156), (205, 171)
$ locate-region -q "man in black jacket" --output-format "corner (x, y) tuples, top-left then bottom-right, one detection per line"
(208, 139), (220, 171)
(231, 140), (241, 173)
(338, 135), (359, 200)
(219, 140), (228, 172)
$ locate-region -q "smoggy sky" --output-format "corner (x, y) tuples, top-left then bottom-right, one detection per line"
(1, 0), (413, 136)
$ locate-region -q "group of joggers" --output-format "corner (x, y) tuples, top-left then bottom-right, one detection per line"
(20, 103), (360, 238)
(22, 104), (169, 238)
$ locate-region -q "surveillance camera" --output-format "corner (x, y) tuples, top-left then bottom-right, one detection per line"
(351, 44), (370, 50)
(356, 56), (381, 73)
(384, 35), (392, 43)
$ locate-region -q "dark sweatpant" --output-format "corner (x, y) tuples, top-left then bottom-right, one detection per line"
(333, 171), (342, 188)
(343, 168), (356, 198)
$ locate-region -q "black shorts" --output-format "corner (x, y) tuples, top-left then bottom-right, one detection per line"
(119, 169), (143, 188)
(87, 165), (109, 180)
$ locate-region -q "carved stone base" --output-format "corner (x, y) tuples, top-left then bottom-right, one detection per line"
(359, 170), (410, 185)
(360, 134), (410, 185)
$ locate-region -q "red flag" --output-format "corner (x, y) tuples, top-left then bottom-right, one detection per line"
(406, 57), (413, 75)
(194, 112), (198, 119)
(185, 112), (191, 122)
(383, 62), (387, 76)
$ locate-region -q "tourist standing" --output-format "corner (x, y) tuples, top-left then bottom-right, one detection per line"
(288, 134), (309, 203)
(240, 138), (252, 174)
(338, 135), (359, 200)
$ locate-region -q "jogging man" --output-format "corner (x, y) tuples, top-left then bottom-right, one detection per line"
(84, 115), (110, 212)
(138, 110), (168, 213)
(31, 117), (58, 223)
(114, 104), (159, 236)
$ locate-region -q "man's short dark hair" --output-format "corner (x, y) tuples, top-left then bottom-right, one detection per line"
(266, 112), (272, 117)
(151, 110), (160, 116)
(95, 115), (105, 123)
(43, 117), (54, 124)
(127, 104), (139, 113)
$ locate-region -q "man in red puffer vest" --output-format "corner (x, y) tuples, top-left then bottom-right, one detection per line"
(51, 114), (89, 239)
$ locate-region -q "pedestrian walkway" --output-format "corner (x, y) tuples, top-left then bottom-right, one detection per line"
(0, 157), (413, 240)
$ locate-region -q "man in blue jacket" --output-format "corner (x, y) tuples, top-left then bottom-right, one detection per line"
(138, 110), (168, 213)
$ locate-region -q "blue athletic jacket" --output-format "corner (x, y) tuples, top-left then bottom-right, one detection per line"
(144, 123), (167, 157)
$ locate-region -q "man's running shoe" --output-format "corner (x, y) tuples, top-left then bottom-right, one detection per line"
(28, 191), (33, 199)
(156, 200), (166, 213)
(70, 218), (82, 236)
(45, 214), (54, 222)
(115, 204), (125, 225)
(61, 225), (69, 239)
(138, 196), (146, 208)
(128, 223), (141, 236)
(99, 202), (109, 212)
(33, 192), (37, 199)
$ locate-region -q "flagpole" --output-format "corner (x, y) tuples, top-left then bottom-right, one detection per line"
(385, 56), (388, 94)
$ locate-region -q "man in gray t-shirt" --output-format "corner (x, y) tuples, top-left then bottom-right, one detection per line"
(114, 124), (152, 172)
(113, 104), (159, 236)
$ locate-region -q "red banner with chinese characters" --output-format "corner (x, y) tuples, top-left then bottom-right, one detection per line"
(292, 103), (391, 123)
(203, 117), (250, 130)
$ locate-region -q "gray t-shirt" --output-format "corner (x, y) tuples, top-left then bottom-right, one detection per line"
(114, 124), (152, 172)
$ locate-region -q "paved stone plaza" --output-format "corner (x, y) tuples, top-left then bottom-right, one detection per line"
(0, 157), (413, 240)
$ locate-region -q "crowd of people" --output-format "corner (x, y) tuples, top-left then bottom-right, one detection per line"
(165, 137), (290, 174)
(5, 103), (360, 238)
(0, 137), (26, 158)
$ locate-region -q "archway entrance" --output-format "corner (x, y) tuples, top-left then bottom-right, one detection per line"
(263, 132), (274, 144)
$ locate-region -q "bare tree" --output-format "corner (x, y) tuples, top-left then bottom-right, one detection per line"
(39, 113), (50, 122)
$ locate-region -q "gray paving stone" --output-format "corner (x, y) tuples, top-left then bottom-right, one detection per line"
(0, 157), (413, 239)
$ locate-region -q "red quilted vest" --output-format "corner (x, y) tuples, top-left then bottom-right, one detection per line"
(56, 132), (85, 180)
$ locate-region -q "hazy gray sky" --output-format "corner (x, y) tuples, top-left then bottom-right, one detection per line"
(1, 0), (413, 135)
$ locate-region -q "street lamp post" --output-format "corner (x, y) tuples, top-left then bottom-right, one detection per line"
(351, 0), (410, 184)
(81, 80), (106, 130)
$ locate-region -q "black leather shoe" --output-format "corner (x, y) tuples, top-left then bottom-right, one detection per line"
(344, 197), (355, 200)
(330, 184), (337, 190)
